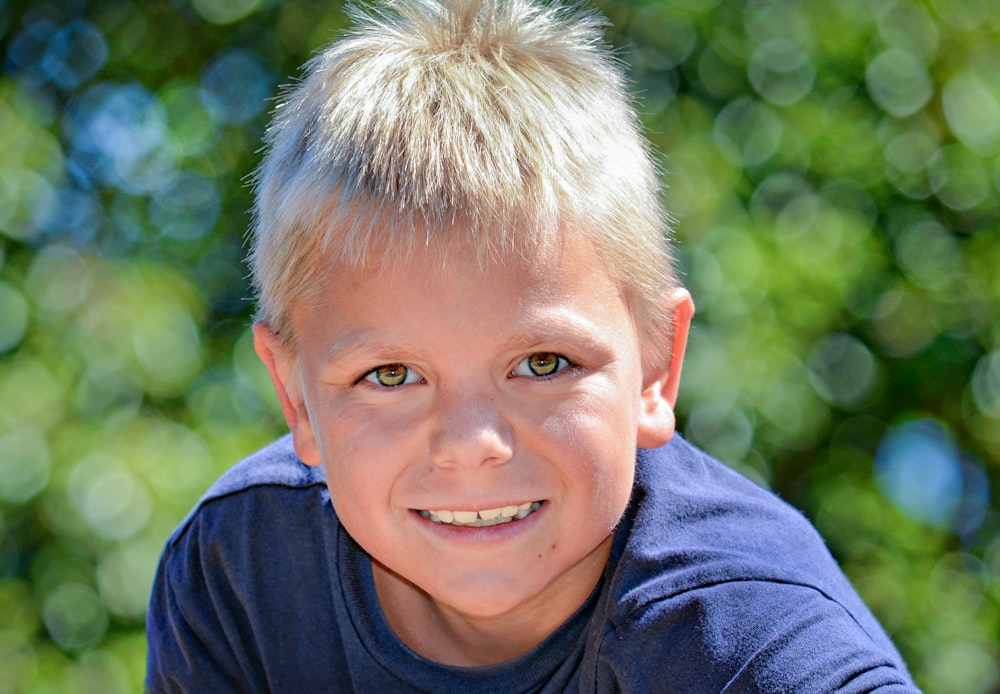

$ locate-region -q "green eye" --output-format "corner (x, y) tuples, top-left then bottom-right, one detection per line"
(365, 364), (418, 387)
(528, 353), (559, 376)
(514, 352), (569, 378)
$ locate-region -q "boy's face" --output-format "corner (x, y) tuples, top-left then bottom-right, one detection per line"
(255, 231), (692, 660)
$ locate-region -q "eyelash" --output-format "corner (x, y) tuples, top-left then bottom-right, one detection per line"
(356, 352), (577, 389)
(511, 352), (574, 380)
(359, 364), (423, 388)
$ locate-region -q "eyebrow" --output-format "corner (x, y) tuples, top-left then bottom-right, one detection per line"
(321, 329), (422, 363)
(320, 309), (616, 364)
(499, 306), (623, 353)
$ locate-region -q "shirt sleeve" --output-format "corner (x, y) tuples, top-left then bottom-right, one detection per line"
(145, 526), (268, 693)
(594, 580), (920, 693)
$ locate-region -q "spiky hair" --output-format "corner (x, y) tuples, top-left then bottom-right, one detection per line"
(249, 0), (678, 361)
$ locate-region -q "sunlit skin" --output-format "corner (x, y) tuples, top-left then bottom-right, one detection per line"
(254, 232), (693, 667)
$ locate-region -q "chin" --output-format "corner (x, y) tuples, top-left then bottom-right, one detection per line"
(447, 589), (533, 619)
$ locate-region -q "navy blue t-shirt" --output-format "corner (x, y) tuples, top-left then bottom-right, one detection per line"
(146, 435), (918, 692)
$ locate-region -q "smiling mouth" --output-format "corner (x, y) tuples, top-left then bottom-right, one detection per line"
(418, 502), (543, 527)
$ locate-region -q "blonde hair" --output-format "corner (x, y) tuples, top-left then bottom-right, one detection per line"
(249, 0), (679, 363)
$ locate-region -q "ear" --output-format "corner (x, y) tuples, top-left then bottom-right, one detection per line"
(636, 288), (695, 450)
(252, 322), (322, 466)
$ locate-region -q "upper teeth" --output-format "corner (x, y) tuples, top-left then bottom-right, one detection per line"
(420, 502), (541, 527)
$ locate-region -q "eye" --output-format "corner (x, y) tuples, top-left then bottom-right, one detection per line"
(363, 364), (422, 388)
(512, 352), (571, 378)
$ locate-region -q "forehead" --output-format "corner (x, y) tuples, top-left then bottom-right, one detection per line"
(292, 228), (632, 336)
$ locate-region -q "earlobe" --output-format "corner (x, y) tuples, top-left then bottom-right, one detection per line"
(252, 322), (322, 466)
(636, 288), (695, 449)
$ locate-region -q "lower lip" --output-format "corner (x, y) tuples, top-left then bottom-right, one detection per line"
(410, 502), (546, 544)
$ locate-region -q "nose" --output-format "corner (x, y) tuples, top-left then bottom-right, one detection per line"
(429, 385), (514, 469)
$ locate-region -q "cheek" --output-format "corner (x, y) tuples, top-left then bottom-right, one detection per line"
(536, 397), (637, 496)
(539, 382), (640, 453)
(316, 418), (398, 504)
(317, 405), (430, 499)
(317, 401), (418, 458)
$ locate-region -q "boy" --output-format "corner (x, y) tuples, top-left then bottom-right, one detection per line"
(146, 0), (919, 690)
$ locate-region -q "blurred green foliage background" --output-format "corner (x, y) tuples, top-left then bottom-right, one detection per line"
(0, 0), (998, 691)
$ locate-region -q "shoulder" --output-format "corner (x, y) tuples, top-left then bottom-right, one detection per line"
(147, 436), (344, 690)
(586, 436), (917, 691)
(624, 435), (849, 594)
(164, 434), (328, 550)
(154, 434), (336, 600)
(198, 433), (325, 503)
